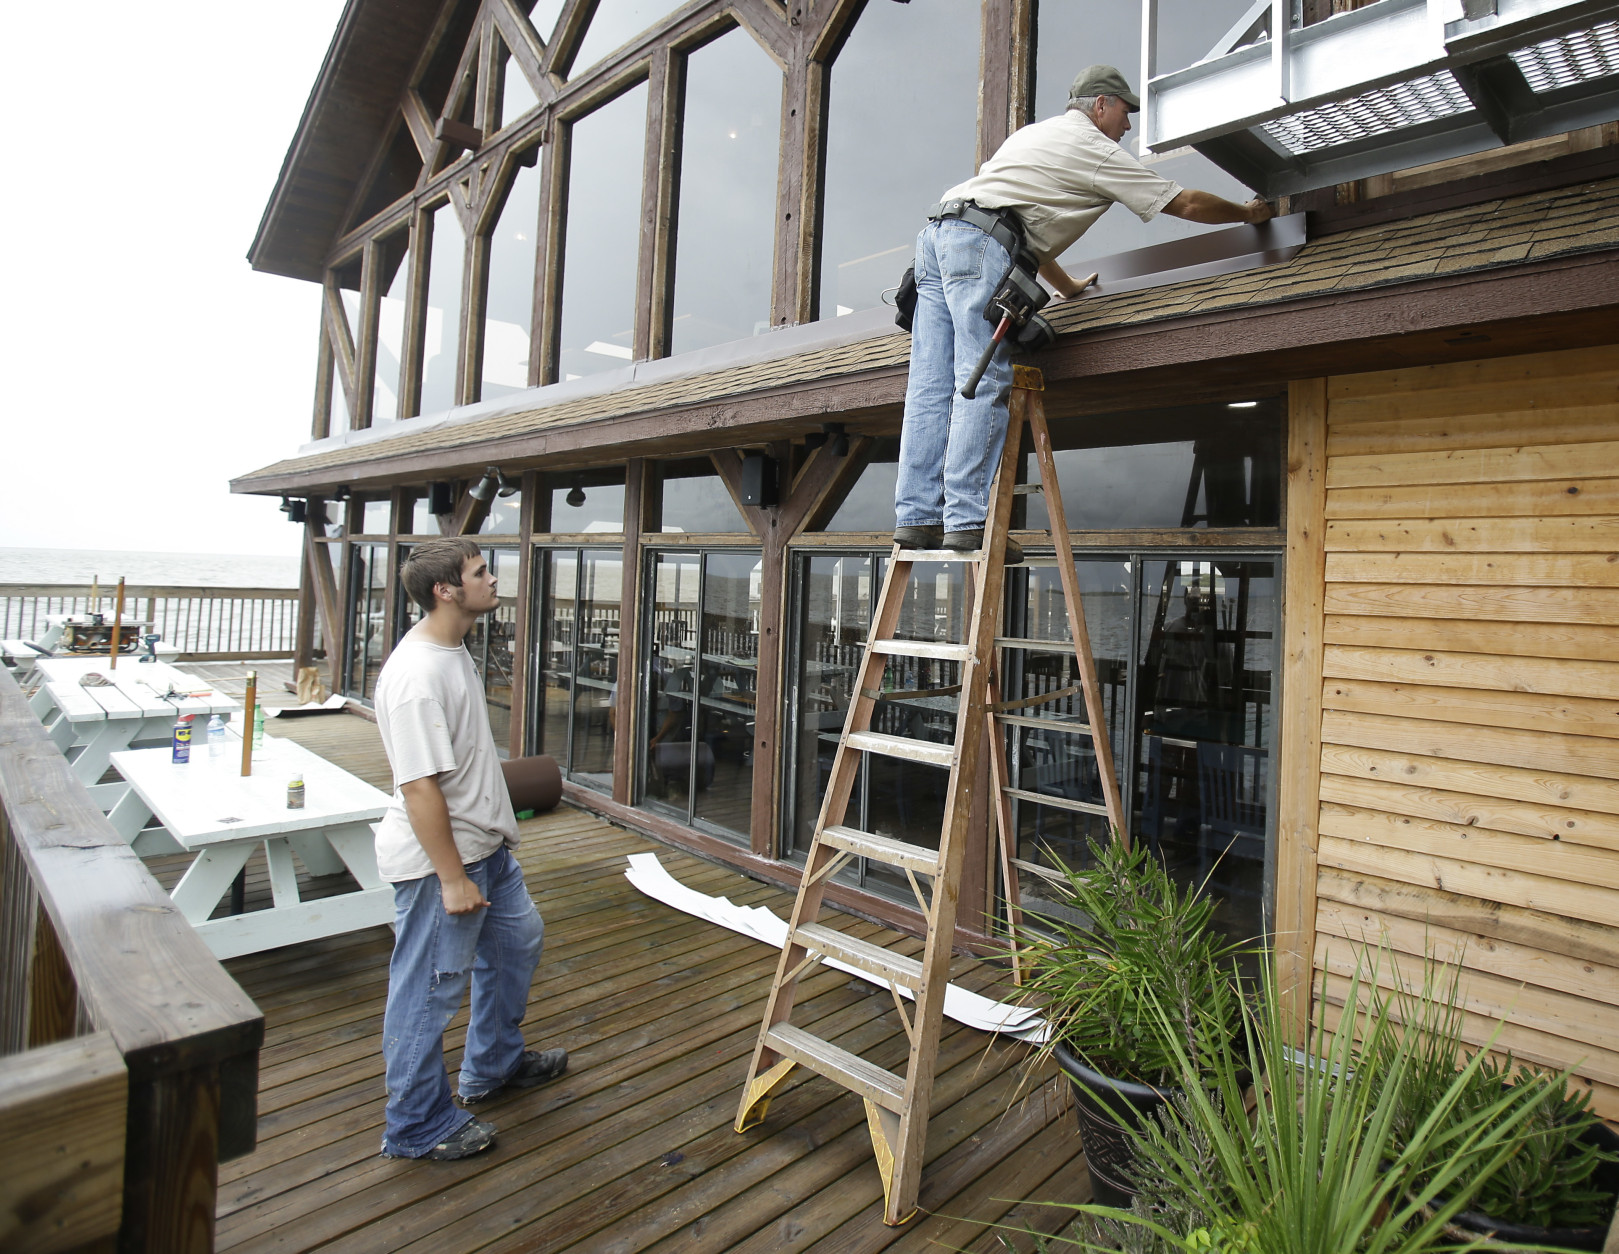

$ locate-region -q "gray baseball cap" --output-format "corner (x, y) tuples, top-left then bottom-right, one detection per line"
(1069, 64), (1141, 112)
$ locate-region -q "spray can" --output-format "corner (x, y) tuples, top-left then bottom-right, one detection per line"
(172, 715), (194, 763)
(287, 776), (305, 809)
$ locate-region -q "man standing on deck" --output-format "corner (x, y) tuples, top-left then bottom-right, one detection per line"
(894, 65), (1274, 561)
(374, 537), (566, 1160)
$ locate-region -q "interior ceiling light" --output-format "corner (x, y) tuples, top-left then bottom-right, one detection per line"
(566, 477), (587, 508)
(1510, 19), (1619, 93)
(1228, 401), (1259, 409)
(1261, 70), (1474, 156)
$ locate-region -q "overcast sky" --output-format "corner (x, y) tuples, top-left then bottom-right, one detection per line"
(1, 2), (348, 558)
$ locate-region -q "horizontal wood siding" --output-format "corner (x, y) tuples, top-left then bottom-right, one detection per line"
(1313, 343), (1619, 1121)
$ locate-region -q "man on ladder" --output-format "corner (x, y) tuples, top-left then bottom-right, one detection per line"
(736, 65), (1273, 1228)
(894, 64), (1273, 560)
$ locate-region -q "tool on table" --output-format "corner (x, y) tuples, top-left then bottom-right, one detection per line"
(140, 633), (160, 663)
(734, 366), (1124, 1225)
(241, 670), (257, 777)
(108, 577), (126, 670)
(960, 262), (1057, 400)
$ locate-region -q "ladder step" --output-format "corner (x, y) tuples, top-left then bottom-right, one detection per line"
(1002, 786), (1110, 817)
(1012, 483), (1043, 495)
(795, 922), (925, 990)
(995, 636), (1076, 653)
(821, 825), (941, 875)
(846, 731), (954, 768)
(765, 1023), (907, 1112)
(893, 548), (980, 563)
(870, 639), (971, 662)
(995, 712), (1093, 735)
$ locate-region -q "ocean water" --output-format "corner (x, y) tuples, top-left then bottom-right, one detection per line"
(0, 547), (301, 589)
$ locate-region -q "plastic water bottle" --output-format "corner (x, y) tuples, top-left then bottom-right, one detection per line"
(252, 703), (265, 749)
(207, 714), (226, 760)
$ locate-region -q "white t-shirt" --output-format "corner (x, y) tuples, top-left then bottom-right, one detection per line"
(372, 635), (519, 883)
(942, 110), (1183, 263)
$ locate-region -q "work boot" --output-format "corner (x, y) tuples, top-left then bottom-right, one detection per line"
(459, 1047), (569, 1106)
(892, 525), (944, 550)
(943, 529), (1023, 565)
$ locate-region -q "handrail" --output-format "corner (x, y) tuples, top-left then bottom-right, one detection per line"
(0, 666), (263, 1252)
(1, 584), (302, 662)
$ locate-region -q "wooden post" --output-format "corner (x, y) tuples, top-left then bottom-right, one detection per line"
(108, 578), (126, 670)
(612, 460), (651, 805)
(240, 672), (257, 778)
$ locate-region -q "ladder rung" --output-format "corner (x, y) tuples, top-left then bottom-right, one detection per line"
(795, 922), (925, 991)
(870, 639), (970, 662)
(1011, 483), (1043, 495)
(821, 825), (941, 874)
(846, 731), (954, 768)
(892, 548), (980, 563)
(765, 1023), (907, 1112)
(1002, 786), (1110, 817)
(995, 636), (1077, 654)
(995, 712), (1093, 735)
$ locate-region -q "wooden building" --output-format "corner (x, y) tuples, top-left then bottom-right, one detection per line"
(239, 0), (1619, 1120)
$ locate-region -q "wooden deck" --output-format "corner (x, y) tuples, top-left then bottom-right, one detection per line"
(174, 705), (1089, 1252)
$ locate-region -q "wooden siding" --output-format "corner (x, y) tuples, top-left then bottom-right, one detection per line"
(1307, 343), (1619, 1120)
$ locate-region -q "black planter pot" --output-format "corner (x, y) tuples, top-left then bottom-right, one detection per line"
(1052, 1041), (1171, 1209)
(1445, 1119), (1619, 1252)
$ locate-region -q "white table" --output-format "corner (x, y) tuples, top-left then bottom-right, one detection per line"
(109, 735), (394, 959)
(31, 656), (240, 786)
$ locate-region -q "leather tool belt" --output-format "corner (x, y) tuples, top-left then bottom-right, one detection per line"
(928, 199), (1037, 271)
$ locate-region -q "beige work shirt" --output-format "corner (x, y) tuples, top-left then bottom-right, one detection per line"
(941, 110), (1183, 263)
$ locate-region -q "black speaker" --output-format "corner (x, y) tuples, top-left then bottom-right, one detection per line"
(738, 454), (778, 507)
(428, 482), (454, 515)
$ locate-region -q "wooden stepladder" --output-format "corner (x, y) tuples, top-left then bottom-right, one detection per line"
(733, 365), (1128, 1225)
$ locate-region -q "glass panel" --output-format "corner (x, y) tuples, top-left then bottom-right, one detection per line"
(1022, 400), (1283, 531)
(361, 499), (391, 534)
(644, 551), (701, 813)
(820, 439), (899, 531)
(393, 544), (425, 645)
(465, 546), (521, 755)
(1034, 0), (1263, 271)
(549, 478), (625, 533)
(499, 48), (541, 128)
(559, 84), (648, 379)
(327, 330), (351, 430)
(659, 464), (748, 534)
(534, 549), (574, 765)
(421, 202), (465, 416)
(671, 28), (782, 353)
(1135, 558), (1275, 943)
(481, 489), (522, 535)
(821, 0), (979, 318)
(693, 553), (762, 840)
(528, 0), (567, 44)
(572, 549), (622, 787)
(345, 544), (389, 700)
(569, 0), (687, 76)
(374, 235), (410, 423)
(482, 156), (542, 399)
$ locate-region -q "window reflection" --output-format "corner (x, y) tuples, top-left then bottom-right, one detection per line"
(345, 543), (389, 700)
(569, 0), (687, 76)
(672, 28), (781, 353)
(361, 499), (391, 534)
(1034, 0), (1261, 271)
(420, 201), (465, 415)
(534, 548), (620, 790)
(559, 84), (648, 379)
(481, 490), (522, 535)
(821, 0), (979, 318)
(482, 155), (541, 399)
(373, 233), (410, 424)
(819, 439), (899, 532)
(465, 546), (521, 755)
(548, 474), (625, 533)
(659, 462), (748, 534)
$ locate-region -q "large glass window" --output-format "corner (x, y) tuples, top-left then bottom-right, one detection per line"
(421, 201), (465, 415)
(641, 549), (762, 843)
(532, 548), (622, 790)
(344, 543), (389, 700)
(671, 28), (782, 354)
(658, 462), (749, 534)
(559, 84), (649, 379)
(817, 439), (899, 533)
(569, 0), (687, 76)
(465, 546), (522, 754)
(820, 0), (980, 318)
(374, 232), (410, 423)
(1034, 0), (1262, 270)
(482, 155), (542, 400)
(480, 485), (523, 536)
(547, 472), (626, 533)
(498, 46), (540, 130)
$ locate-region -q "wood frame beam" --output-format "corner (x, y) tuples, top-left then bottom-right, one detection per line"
(611, 459), (652, 804)
(304, 519), (344, 693)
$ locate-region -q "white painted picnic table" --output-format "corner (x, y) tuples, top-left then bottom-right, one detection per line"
(30, 656), (240, 785)
(109, 734), (395, 959)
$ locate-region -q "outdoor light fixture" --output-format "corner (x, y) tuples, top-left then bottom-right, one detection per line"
(810, 423), (850, 457)
(565, 476), (587, 508)
(469, 466), (519, 502)
(332, 484), (352, 501)
(279, 496), (308, 524)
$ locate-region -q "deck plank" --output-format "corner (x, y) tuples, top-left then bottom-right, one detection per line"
(206, 709), (1089, 1252)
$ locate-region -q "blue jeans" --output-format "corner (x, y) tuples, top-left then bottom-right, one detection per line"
(894, 218), (1016, 534)
(380, 847), (545, 1157)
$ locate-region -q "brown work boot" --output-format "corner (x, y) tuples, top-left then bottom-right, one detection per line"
(893, 525), (944, 550)
(943, 529), (1023, 564)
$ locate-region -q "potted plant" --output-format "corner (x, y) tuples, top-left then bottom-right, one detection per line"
(1016, 836), (1251, 1206)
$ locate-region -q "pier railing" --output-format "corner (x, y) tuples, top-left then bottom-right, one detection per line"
(0, 584), (300, 661)
(0, 666), (263, 1251)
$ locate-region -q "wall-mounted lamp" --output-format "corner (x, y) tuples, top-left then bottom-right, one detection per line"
(279, 496), (308, 524)
(803, 423), (850, 457)
(332, 484), (352, 501)
(427, 482), (453, 515)
(469, 466), (519, 502)
(565, 476), (587, 508)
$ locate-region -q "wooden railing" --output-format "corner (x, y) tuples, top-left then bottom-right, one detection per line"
(0, 667), (263, 1252)
(0, 585), (301, 661)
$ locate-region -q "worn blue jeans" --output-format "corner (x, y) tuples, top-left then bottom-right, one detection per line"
(380, 847), (544, 1157)
(894, 218), (1016, 534)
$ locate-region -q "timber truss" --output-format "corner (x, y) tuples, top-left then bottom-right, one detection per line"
(1144, 0), (1619, 195)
